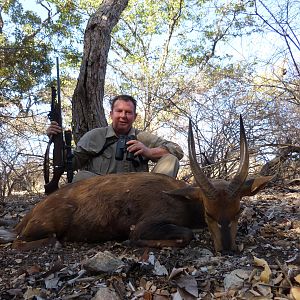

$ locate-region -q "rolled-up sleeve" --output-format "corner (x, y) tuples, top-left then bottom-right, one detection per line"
(137, 131), (184, 160)
(72, 128), (107, 170)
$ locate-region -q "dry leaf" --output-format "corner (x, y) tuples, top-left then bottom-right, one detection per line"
(223, 269), (250, 290)
(153, 260), (168, 276)
(143, 290), (153, 300)
(156, 289), (170, 296)
(44, 274), (60, 289)
(291, 287), (300, 300)
(83, 250), (125, 273)
(255, 283), (272, 297)
(175, 274), (198, 298)
(253, 256), (272, 283)
(250, 288), (265, 297)
(214, 290), (236, 298)
(93, 287), (121, 300)
(273, 273), (284, 285)
(295, 274), (300, 284)
(23, 287), (43, 300)
(177, 287), (198, 300)
(145, 280), (152, 290)
(168, 267), (186, 280)
(139, 248), (150, 263)
(153, 294), (170, 300)
(26, 264), (42, 275)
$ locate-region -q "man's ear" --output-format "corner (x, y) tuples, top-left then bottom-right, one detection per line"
(241, 176), (274, 196)
(133, 112), (138, 122)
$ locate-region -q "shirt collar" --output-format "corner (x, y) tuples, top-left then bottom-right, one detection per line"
(106, 124), (135, 138)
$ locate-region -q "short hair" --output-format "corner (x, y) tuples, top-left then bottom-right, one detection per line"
(110, 95), (137, 113)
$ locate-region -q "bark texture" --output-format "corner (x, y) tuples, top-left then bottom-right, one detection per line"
(72, 0), (129, 143)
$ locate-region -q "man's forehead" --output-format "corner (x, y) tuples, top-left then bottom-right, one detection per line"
(113, 100), (135, 110)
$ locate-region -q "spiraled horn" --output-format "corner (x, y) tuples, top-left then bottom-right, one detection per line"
(227, 115), (249, 197)
(188, 119), (218, 201)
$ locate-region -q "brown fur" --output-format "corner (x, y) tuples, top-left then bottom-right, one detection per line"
(12, 172), (272, 252)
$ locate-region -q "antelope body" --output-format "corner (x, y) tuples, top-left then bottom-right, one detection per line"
(9, 117), (272, 252)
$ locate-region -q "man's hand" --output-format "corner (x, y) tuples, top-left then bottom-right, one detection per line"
(126, 140), (169, 161)
(46, 121), (62, 137)
(126, 140), (151, 158)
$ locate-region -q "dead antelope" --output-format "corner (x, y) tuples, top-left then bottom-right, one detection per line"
(5, 116), (272, 252)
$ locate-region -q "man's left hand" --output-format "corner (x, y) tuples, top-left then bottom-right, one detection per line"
(126, 140), (151, 158)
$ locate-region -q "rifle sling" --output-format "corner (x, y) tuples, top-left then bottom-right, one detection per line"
(43, 137), (53, 184)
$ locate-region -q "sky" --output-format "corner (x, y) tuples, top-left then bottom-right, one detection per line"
(18, 0), (300, 76)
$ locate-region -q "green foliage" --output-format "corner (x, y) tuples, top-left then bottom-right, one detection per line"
(106, 0), (259, 132)
(0, 0), (299, 195)
(78, 0), (102, 15)
(0, 0), (86, 113)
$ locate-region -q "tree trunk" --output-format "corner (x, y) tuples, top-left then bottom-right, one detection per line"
(72, 0), (129, 143)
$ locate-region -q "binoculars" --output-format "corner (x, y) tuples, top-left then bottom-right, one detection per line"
(115, 135), (136, 161)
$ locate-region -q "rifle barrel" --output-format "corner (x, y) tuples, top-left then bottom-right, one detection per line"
(56, 57), (62, 127)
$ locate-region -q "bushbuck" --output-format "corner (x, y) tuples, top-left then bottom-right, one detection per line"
(3, 117), (272, 252)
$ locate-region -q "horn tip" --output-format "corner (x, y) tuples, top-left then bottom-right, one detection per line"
(239, 115), (245, 132)
(188, 118), (193, 131)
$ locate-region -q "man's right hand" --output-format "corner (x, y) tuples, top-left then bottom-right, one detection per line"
(46, 121), (62, 137)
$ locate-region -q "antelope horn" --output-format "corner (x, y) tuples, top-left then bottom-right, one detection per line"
(227, 115), (249, 197)
(188, 119), (218, 200)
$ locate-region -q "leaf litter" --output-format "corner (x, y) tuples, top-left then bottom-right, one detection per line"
(0, 186), (299, 299)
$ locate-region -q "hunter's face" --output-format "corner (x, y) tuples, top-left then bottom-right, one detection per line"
(110, 99), (137, 136)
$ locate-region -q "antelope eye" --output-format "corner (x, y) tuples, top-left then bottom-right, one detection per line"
(205, 212), (238, 228)
(227, 211), (241, 227)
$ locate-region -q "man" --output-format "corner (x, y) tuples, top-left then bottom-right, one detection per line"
(47, 95), (183, 182)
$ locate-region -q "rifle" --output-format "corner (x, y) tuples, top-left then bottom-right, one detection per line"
(44, 57), (73, 195)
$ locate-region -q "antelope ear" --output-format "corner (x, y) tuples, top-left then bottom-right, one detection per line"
(163, 186), (201, 201)
(241, 176), (273, 196)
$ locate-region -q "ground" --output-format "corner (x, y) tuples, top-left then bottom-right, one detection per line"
(0, 185), (299, 300)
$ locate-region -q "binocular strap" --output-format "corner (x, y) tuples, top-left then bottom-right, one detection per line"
(93, 136), (119, 157)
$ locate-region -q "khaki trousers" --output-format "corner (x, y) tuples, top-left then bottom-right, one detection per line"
(72, 153), (179, 183)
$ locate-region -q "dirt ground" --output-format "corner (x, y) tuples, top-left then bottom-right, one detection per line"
(0, 185), (299, 300)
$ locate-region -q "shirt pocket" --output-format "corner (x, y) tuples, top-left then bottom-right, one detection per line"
(90, 149), (113, 175)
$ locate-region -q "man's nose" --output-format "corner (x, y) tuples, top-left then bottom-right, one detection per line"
(120, 111), (126, 118)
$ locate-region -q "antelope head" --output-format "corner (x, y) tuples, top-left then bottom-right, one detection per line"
(188, 116), (271, 252)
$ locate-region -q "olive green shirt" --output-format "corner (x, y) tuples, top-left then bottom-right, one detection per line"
(72, 125), (183, 175)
